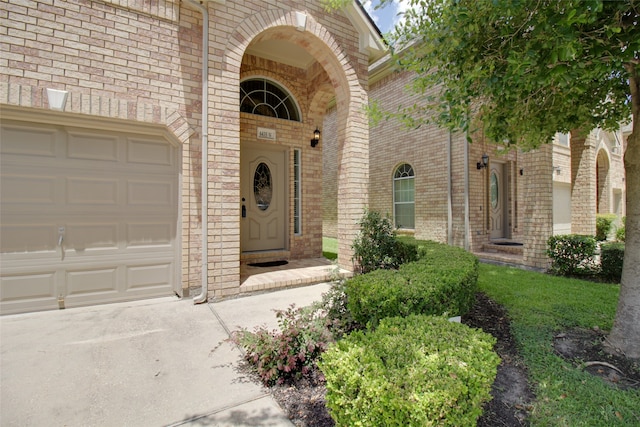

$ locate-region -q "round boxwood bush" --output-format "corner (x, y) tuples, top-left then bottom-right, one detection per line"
(319, 315), (500, 426)
(346, 241), (478, 326)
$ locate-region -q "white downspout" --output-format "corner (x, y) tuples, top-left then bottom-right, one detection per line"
(447, 130), (453, 246)
(464, 131), (470, 251)
(184, 0), (209, 304)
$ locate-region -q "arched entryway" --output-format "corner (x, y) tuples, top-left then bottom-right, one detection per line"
(206, 9), (371, 298)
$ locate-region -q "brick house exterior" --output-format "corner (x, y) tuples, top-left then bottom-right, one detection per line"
(1, 1), (627, 314)
(323, 54), (628, 270)
(0, 0), (385, 313)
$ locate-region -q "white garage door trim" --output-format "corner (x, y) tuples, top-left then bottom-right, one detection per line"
(1, 110), (182, 314)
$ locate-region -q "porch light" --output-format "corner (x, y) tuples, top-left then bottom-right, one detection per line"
(311, 127), (320, 147)
(477, 153), (489, 170)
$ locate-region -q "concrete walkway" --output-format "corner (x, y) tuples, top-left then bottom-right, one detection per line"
(0, 283), (330, 426)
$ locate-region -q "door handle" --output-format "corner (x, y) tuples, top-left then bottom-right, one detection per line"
(57, 226), (65, 246)
(57, 226), (66, 261)
(242, 205), (246, 218)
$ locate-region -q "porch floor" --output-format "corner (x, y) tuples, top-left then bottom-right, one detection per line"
(240, 257), (352, 294)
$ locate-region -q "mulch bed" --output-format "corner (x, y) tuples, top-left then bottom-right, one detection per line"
(268, 292), (640, 426)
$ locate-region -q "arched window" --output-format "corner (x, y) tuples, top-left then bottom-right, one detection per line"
(240, 78), (301, 122)
(393, 163), (415, 229)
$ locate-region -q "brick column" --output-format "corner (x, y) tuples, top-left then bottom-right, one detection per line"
(520, 144), (553, 269)
(571, 131), (596, 234)
(336, 99), (370, 271)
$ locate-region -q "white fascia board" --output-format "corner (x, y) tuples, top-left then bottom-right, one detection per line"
(342, 1), (387, 63)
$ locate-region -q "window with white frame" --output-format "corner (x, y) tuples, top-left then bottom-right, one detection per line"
(240, 78), (301, 122)
(393, 163), (415, 229)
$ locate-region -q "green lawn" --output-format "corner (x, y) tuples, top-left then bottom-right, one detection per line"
(479, 263), (639, 426)
(323, 237), (338, 260)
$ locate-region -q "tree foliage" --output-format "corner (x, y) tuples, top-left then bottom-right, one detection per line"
(326, 0), (640, 357)
(378, 0), (638, 149)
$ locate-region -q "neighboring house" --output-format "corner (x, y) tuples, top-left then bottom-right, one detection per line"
(323, 54), (628, 269)
(0, 0), (386, 314)
(553, 127), (628, 236)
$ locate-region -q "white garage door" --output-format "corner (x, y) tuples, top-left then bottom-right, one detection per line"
(1, 120), (179, 314)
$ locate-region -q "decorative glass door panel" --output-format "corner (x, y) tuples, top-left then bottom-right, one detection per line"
(490, 163), (509, 239)
(241, 144), (286, 252)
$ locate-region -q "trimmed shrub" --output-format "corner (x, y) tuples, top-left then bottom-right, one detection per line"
(319, 269), (362, 339)
(352, 210), (418, 274)
(600, 242), (625, 283)
(547, 234), (597, 276)
(346, 241), (478, 327)
(616, 216), (626, 242)
(319, 315), (500, 427)
(596, 214), (617, 241)
(231, 304), (332, 386)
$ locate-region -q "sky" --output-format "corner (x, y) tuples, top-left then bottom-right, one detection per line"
(361, 0), (411, 34)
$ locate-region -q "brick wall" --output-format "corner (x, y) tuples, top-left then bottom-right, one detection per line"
(1, 0), (372, 298)
(1, 0), (203, 292)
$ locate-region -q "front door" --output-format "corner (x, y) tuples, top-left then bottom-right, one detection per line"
(241, 143), (287, 252)
(489, 162), (509, 239)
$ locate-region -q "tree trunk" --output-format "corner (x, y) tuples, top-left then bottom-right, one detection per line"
(607, 71), (640, 359)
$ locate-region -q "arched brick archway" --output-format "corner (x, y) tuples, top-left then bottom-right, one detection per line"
(205, 9), (369, 297)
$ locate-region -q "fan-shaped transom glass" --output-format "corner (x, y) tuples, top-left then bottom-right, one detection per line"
(240, 78), (301, 122)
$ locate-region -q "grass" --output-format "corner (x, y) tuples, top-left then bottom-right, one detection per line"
(323, 237), (338, 260)
(479, 263), (640, 426)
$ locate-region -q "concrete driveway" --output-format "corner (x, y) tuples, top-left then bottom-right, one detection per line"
(0, 292), (317, 426)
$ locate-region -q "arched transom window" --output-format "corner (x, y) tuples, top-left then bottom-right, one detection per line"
(393, 163), (415, 229)
(240, 78), (301, 122)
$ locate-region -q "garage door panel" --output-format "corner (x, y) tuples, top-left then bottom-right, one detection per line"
(128, 138), (174, 166)
(67, 132), (119, 162)
(67, 177), (119, 205)
(0, 272), (59, 314)
(0, 224), (57, 253)
(0, 125), (58, 157)
(127, 180), (174, 206)
(127, 263), (172, 289)
(1, 272), (57, 301)
(66, 267), (118, 295)
(1, 175), (57, 204)
(126, 223), (173, 247)
(66, 224), (118, 251)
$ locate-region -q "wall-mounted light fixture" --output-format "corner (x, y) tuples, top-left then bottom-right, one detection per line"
(310, 127), (320, 147)
(553, 166), (562, 175)
(476, 153), (489, 170)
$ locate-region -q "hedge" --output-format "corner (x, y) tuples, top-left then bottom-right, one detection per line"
(600, 242), (625, 283)
(319, 315), (500, 427)
(345, 240), (478, 327)
(547, 234), (597, 276)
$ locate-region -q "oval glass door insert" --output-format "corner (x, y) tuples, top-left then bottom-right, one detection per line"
(490, 171), (499, 209)
(254, 162), (272, 211)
